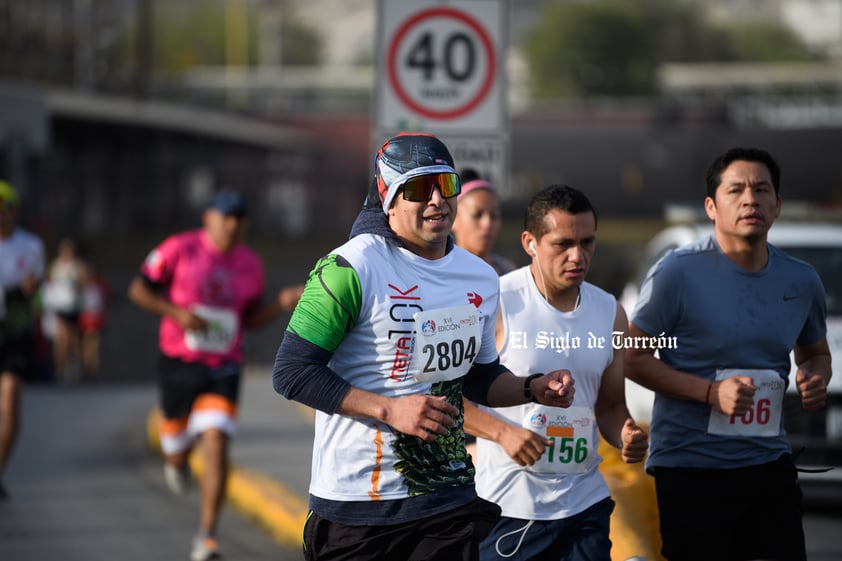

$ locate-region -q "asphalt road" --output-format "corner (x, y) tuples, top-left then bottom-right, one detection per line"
(0, 382), (301, 561)
(1, 380), (840, 561)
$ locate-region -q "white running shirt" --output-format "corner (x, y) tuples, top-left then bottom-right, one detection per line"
(476, 267), (616, 520)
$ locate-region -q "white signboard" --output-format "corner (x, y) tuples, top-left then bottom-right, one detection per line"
(436, 134), (510, 196)
(376, 0), (505, 132)
(375, 0), (508, 192)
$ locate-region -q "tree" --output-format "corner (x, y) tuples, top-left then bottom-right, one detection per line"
(525, 0), (654, 98)
(277, 14), (322, 66)
(724, 22), (821, 62)
(129, 0), (322, 75)
(154, 2), (229, 73)
(524, 0), (822, 99)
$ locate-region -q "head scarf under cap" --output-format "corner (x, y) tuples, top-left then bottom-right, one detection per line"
(370, 132), (458, 214)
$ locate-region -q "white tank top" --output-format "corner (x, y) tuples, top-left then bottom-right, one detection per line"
(475, 267), (616, 520)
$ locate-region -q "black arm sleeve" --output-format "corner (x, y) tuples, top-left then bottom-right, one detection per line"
(462, 358), (509, 406)
(272, 331), (352, 414)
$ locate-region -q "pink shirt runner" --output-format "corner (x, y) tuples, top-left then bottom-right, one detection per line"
(140, 229), (265, 368)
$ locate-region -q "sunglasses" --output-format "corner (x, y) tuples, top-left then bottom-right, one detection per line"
(400, 173), (461, 202)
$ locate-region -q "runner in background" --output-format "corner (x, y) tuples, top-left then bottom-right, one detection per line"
(129, 190), (303, 561)
(77, 259), (110, 381)
(45, 237), (84, 383)
(452, 168), (516, 276)
(0, 180), (46, 499)
(452, 169), (517, 461)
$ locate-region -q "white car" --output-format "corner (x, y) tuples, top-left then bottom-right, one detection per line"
(620, 221), (842, 482)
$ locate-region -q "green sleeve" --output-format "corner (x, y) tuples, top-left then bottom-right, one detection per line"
(286, 253), (362, 352)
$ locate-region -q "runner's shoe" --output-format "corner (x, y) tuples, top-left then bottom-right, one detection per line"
(163, 462), (192, 496)
(190, 535), (221, 561)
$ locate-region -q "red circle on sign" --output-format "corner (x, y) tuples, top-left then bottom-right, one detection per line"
(387, 7), (496, 120)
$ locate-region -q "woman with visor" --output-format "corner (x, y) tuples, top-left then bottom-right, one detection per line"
(452, 170), (517, 461)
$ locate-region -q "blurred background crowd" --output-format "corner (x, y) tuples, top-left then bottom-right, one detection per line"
(1, 0), (840, 381)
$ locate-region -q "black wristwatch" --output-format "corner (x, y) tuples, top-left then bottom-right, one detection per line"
(523, 373), (544, 403)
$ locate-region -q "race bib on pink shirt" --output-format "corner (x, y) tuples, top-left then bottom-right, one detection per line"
(185, 305), (239, 354)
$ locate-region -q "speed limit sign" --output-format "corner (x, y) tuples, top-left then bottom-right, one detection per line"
(376, 0), (505, 133)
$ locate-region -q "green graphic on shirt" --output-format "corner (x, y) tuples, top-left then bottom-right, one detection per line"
(287, 253), (361, 352)
(392, 379), (475, 496)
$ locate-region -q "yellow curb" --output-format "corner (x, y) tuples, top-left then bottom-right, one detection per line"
(226, 466), (309, 549)
(146, 407), (308, 550)
(598, 429), (665, 561)
(148, 408), (664, 560)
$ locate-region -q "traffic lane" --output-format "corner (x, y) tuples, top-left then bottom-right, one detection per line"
(803, 486), (842, 561)
(0, 383), (300, 561)
(10, 383), (838, 561)
(804, 510), (842, 561)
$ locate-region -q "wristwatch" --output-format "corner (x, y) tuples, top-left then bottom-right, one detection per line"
(523, 373), (544, 403)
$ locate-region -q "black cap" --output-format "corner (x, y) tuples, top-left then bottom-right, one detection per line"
(208, 190), (248, 216)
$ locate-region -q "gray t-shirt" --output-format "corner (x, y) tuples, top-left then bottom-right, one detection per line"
(632, 235), (826, 470)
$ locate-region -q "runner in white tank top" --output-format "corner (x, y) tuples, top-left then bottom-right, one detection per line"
(465, 185), (648, 561)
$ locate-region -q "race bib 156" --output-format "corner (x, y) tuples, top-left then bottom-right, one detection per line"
(524, 405), (594, 474)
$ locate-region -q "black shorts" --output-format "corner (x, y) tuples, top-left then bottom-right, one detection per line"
(0, 332), (36, 381)
(653, 455), (806, 561)
(55, 311), (81, 325)
(303, 497), (501, 561)
(157, 353), (241, 420)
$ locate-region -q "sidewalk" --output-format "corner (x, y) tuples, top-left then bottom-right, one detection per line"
(146, 367), (664, 560)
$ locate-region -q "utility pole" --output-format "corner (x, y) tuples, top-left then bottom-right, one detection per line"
(224, 0), (250, 108)
(133, 0), (153, 99)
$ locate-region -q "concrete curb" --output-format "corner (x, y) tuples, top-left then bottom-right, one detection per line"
(145, 408), (308, 550)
